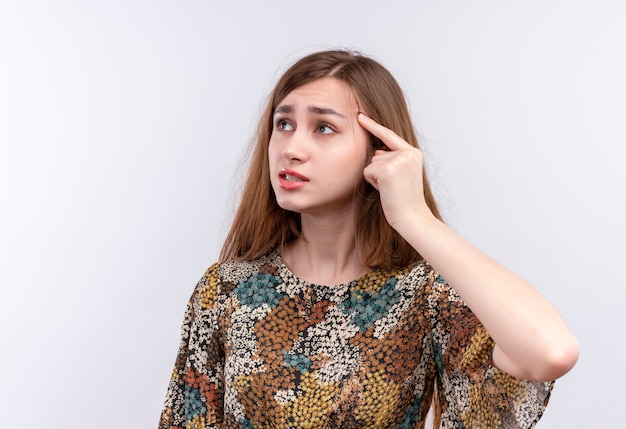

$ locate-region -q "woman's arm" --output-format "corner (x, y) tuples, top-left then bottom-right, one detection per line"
(359, 113), (579, 381)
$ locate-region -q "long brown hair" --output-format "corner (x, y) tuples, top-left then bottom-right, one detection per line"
(220, 50), (443, 270)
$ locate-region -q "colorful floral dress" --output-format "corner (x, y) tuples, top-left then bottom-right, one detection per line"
(159, 250), (553, 429)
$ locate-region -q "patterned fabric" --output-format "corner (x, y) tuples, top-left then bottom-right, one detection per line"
(159, 250), (553, 429)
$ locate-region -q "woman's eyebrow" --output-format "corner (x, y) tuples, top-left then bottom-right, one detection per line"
(274, 105), (345, 118)
(308, 106), (345, 118)
(274, 105), (292, 115)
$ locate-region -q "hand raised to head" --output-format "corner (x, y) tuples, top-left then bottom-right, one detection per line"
(358, 113), (434, 229)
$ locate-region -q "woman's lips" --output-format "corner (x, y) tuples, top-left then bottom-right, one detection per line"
(278, 169), (309, 190)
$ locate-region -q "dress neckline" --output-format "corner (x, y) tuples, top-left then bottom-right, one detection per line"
(271, 248), (378, 289)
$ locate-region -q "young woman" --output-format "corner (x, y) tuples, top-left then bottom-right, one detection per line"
(159, 50), (578, 429)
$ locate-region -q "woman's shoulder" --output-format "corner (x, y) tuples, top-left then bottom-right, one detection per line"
(397, 258), (442, 287)
(395, 259), (461, 307)
(207, 249), (282, 284)
(191, 250), (280, 306)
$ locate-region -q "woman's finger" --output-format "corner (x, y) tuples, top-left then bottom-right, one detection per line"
(357, 113), (412, 151)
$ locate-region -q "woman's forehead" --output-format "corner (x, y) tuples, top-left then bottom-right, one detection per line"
(276, 77), (360, 114)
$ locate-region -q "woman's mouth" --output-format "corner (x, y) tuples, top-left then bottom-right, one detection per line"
(278, 169), (309, 189)
(282, 173), (305, 182)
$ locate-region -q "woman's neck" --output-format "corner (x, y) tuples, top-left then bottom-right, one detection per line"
(282, 212), (369, 286)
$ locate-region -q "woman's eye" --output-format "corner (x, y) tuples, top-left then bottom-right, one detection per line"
(316, 124), (334, 134)
(276, 119), (293, 131)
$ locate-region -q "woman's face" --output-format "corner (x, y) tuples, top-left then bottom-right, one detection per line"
(268, 77), (371, 217)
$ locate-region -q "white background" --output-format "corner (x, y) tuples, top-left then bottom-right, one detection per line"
(1, 1), (624, 427)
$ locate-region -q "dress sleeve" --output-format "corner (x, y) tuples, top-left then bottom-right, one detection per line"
(426, 271), (554, 429)
(159, 263), (225, 429)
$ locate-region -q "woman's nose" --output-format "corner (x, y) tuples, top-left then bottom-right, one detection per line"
(281, 132), (308, 162)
